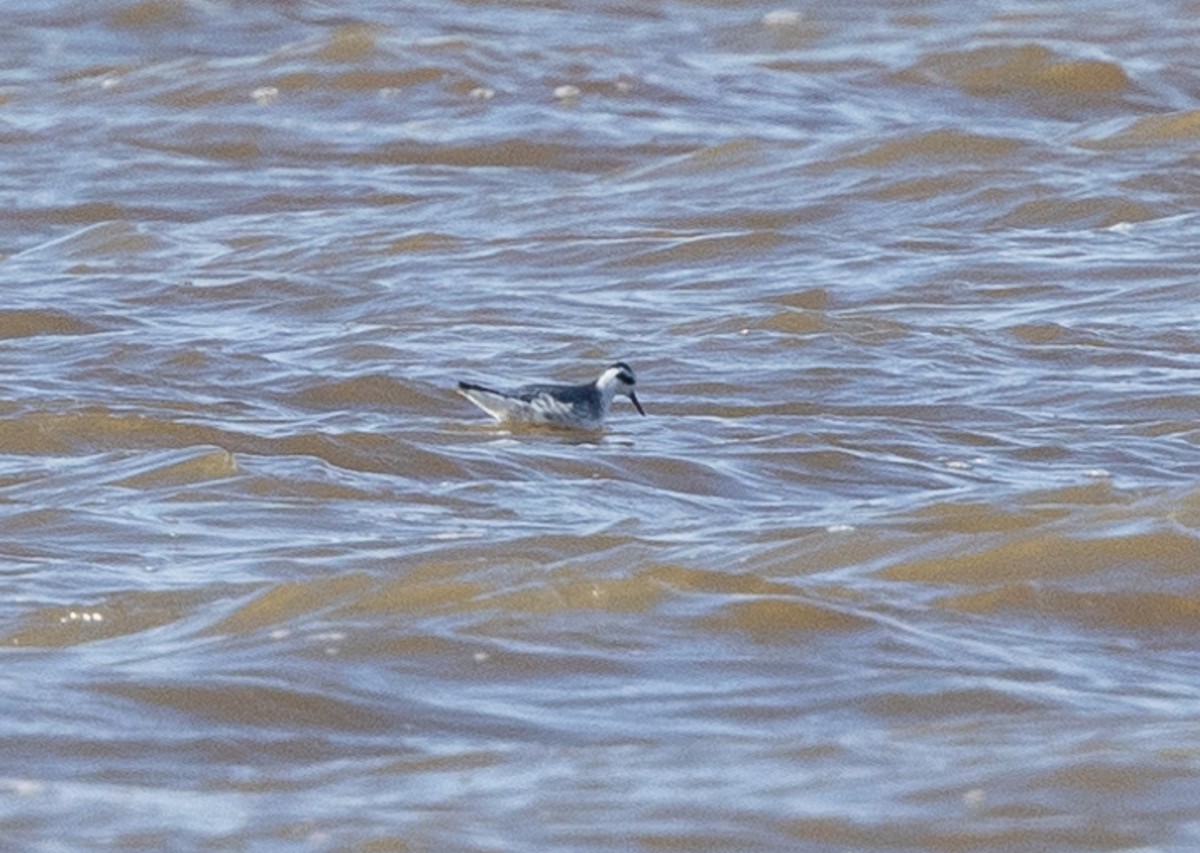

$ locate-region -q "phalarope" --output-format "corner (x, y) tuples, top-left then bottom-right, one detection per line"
(457, 362), (646, 429)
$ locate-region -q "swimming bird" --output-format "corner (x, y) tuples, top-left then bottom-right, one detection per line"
(457, 362), (646, 429)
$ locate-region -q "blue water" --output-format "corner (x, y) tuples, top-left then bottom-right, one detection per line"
(2, 1), (1200, 850)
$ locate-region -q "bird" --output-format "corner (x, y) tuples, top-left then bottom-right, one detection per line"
(456, 362), (646, 429)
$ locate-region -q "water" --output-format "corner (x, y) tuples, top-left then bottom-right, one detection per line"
(3, 0), (1200, 850)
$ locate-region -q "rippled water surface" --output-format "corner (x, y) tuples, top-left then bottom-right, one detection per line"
(4, 1), (1200, 850)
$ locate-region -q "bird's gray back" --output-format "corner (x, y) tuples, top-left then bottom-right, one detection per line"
(515, 381), (602, 418)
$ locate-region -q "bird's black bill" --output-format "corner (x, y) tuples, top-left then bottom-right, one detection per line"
(630, 392), (646, 416)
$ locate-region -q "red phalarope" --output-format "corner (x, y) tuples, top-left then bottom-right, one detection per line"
(457, 362), (646, 429)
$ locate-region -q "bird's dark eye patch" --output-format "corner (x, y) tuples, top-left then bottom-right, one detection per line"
(616, 371), (635, 385)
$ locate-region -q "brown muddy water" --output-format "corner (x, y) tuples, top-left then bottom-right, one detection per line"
(2, 1), (1200, 851)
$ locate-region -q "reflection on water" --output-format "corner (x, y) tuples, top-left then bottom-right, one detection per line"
(3, 0), (1200, 850)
